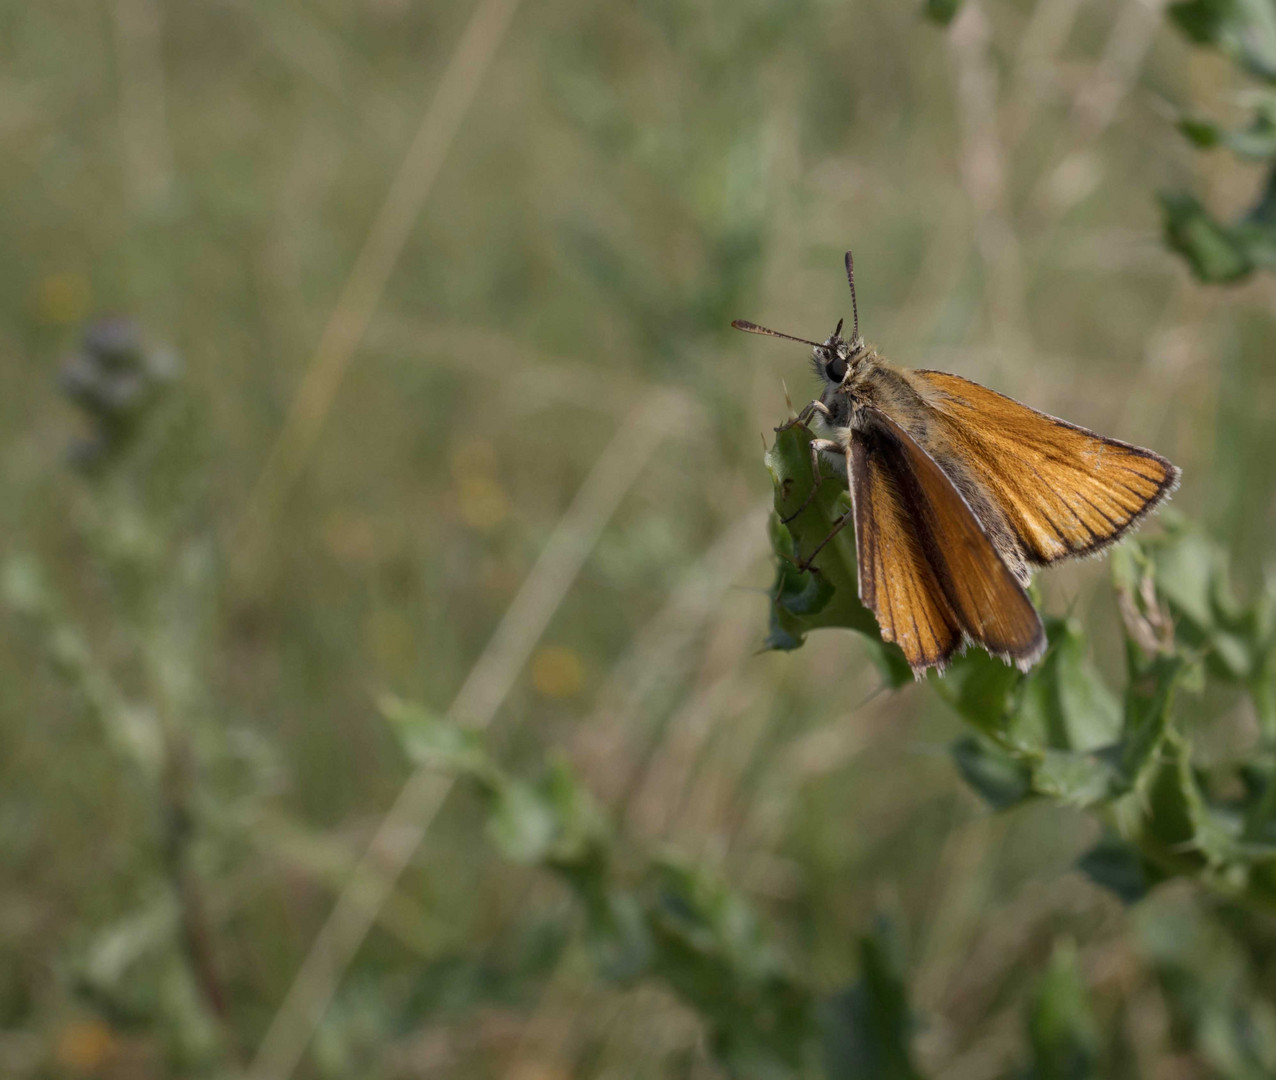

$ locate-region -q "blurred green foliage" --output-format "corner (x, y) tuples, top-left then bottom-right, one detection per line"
(921, 0), (965, 27)
(765, 419), (1276, 918)
(3, 0), (1276, 1078)
(3, 336), (251, 1072)
(385, 696), (827, 1079)
(383, 698), (1119, 1080)
(1164, 0), (1276, 279)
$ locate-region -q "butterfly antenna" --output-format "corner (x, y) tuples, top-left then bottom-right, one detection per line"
(731, 320), (823, 348)
(844, 250), (860, 344)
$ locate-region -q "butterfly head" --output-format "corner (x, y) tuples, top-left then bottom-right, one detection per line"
(810, 317), (863, 386)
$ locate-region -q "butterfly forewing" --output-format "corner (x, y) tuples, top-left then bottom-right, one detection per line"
(852, 408), (1045, 675)
(908, 370), (1180, 565)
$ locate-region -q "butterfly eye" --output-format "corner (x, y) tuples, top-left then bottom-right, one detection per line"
(826, 352), (847, 382)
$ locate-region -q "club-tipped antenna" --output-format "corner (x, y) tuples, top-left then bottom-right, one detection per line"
(844, 251), (860, 344)
(731, 320), (823, 348)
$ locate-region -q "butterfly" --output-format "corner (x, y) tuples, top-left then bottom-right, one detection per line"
(734, 252), (1181, 678)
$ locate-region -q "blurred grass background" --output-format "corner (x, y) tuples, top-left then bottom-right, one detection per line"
(3, 0), (1276, 1076)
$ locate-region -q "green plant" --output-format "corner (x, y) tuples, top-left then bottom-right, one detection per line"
(382, 696), (930, 1079)
(765, 420), (1276, 913)
(382, 691), (1147, 1079)
(1163, 0), (1276, 280)
(3, 323), (258, 1073)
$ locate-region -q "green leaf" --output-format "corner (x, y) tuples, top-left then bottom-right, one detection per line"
(938, 619), (1119, 757)
(1017, 619), (1122, 751)
(1033, 748), (1126, 808)
(1142, 735), (1207, 851)
(382, 700), (611, 872)
(1180, 109), (1276, 159)
(1178, 115), (1225, 148)
(771, 525), (837, 619)
(581, 889), (653, 983)
(922, 0), (963, 27)
(935, 648), (1023, 743)
(763, 423), (909, 686)
(1077, 833), (1168, 904)
(1161, 169), (1276, 283)
(766, 513), (837, 652)
(1145, 524), (1218, 628)
(764, 423), (857, 603)
(2, 554), (51, 617)
(395, 919), (568, 1025)
(1026, 941), (1100, 1080)
(1115, 733), (1236, 883)
(937, 620), (1133, 806)
(649, 860), (781, 984)
(646, 860), (819, 1079)
(487, 762), (610, 869)
(379, 695), (494, 780)
(821, 917), (925, 1080)
(1136, 895), (1276, 1077)
(1160, 191), (1253, 282)
(1235, 165), (1276, 274)
(1121, 654), (1187, 783)
(1168, 0), (1229, 44)
(1132, 521), (1276, 686)
(487, 780), (560, 864)
(1232, 762), (1276, 848)
(536, 759), (611, 868)
(951, 735), (1034, 810)
(1234, 108), (1276, 158)
(1169, 0), (1276, 83)
(1138, 524), (1276, 734)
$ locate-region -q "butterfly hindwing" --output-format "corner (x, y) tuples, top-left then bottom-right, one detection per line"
(851, 408), (1046, 675)
(907, 370), (1180, 566)
(850, 432), (963, 676)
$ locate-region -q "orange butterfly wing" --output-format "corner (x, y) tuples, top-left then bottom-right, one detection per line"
(850, 430), (963, 675)
(908, 370), (1180, 565)
(851, 408), (1045, 676)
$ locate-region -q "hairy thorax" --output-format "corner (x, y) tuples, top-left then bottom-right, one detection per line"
(820, 348), (1033, 587)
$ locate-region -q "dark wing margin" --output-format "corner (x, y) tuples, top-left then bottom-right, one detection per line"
(851, 408), (1046, 675)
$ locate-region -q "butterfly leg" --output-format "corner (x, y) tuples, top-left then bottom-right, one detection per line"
(796, 508), (854, 573)
(777, 399), (833, 432)
(780, 438), (843, 525)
